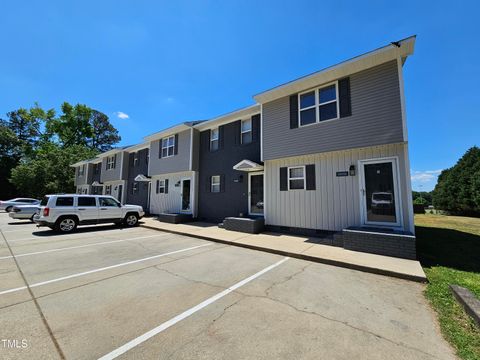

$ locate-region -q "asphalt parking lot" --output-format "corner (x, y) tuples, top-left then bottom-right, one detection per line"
(0, 213), (455, 360)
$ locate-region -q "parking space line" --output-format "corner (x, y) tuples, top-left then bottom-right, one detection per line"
(0, 234), (168, 260)
(0, 243), (212, 296)
(97, 257), (289, 360)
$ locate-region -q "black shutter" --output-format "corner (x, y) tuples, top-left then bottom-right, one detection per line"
(338, 77), (352, 117)
(206, 176), (211, 192)
(306, 164), (316, 190)
(174, 134), (179, 155)
(220, 174), (225, 193)
(233, 121), (241, 145)
(219, 126), (225, 150)
(289, 94), (299, 129)
(165, 179), (169, 194)
(203, 131), (210, 152)
(156, 180), (159, 194)
(252, 114), (260, 142)
(113, 154), (117, 169)
(159, 139), (163, 158)
(280, 167), (288, 191)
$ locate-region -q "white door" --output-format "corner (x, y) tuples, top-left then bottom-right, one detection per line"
(248, 173), (264, 215)
(359, 158), (402, 227)
(98, 197), (123, 221)
(76, 196), (99, 223)
(181, 179), (191, 213)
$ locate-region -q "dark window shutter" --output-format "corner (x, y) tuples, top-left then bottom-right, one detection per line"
(174, 134), (179, 155)
(338, 77), (352, 118)
(206, 177), (211, 192)
(165, 179), (169, 194)
(158, 139), (163, 158)
(233, 120), (241, 145)
(203, 131), (210, 152)
(219, 126), (225, 150)
(306, 164), (316, 190)
(113, 154), (117, 169)
(220, 174), (225, 193)
(252, 114), (260, 142)
(280, 167), (288, 191)
(289, 95), (299, 129)
(156, 180), (159, 194)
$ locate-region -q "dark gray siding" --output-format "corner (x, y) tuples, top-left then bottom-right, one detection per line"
(198, 116), (261, 223)
(126, 148), (150, 209)
(100, 152), (126, 182)
(91, 163), (101, 183)
(262, 60), (404, 160)
(149, 129), (192, 175)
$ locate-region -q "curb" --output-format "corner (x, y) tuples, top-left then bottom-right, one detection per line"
(141, 224), (427, 283)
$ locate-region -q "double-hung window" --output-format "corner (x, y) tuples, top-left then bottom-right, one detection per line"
(131, 182), (138, 195)
(299, 82), (338, 127)
(107, 156), (116, 170)
(288, 166), (305, 190)
(156, 180), (166, 194)
(105, 185), (112, 195)
(161, 136), (175, 158)
(78, 165), (85, 176)
(210, 128), (219, 151)
(133, 153), (139, 167)
(241, 119), (252, 144)
(211, 175), (221, 193)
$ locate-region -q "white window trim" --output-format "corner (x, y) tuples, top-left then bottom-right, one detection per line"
(107, 156), (116, 170)
(78, 165), (85, 176)
(298, 81), (340, 128)
(161, 136), (175, 158)
(133, 153), (139, 166)
(210, 128), (219, 150)
(287, 165), (306, 190)
(211, 175), (221, 193)
(158, 179), (166, 194)
(241, 119), (252, 144)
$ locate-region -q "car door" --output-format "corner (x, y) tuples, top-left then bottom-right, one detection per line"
(98, 197), (123, 222)
(76, 197), (99, 224)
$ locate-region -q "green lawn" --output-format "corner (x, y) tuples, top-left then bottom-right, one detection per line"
(415, 214), (480, 360)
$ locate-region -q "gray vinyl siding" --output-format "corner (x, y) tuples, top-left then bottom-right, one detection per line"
(262, 60), (404, 160)
(264, 143), (413, 233)
(74, 164), (92, 186)
(149, 129), (193, 175)
(100, 152), (126, 182)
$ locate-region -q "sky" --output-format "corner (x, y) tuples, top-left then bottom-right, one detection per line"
(1, 1), (478, 191)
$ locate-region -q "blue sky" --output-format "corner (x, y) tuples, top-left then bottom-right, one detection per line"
(1, 1), (478, 191)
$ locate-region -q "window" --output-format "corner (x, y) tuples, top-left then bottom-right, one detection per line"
(99, 197), (119, 207)
(105, 185), (112, 195)
(161, 136), (175, 158)
(55, 197), (74, 207)
(131, 182), (139, 195)
(210, 128), (219, 151)
(146, 149), (149, 165)
(107, 155), (116, 170)
(299, 82), (338, 126)
(211, 175), (221, 193)
(288, 166), (305, 190)
(40, 196), (49, 206)
(78, 165), (85, 176)
(156, 180), (166, 194)
(94, 164), (100, 174)
(78, 197), (97, 207)
(133, 153), (139, 167)
(241, 119), (252, 144)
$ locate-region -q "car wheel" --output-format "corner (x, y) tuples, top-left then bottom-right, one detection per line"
(124, 213), (139, 227)
(55, 217), (78, 233)
(5, 206), (13, 212)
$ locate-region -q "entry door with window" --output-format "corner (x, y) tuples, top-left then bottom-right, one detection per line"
(360, 159), (401, 227)
(249, 173), (264, 215)
(181, 179), (191, 212)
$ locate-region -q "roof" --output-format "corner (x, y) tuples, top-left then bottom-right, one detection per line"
(143, 121), (205, 142)
(253, 35), (416, 104)
(194, 104), (260, 131)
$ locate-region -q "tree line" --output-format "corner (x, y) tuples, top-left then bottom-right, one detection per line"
(0, 102), (120, 199)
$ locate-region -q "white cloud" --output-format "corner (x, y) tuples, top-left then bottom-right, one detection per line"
(411, 169), (443, 182)
(163, 97), (175, 104)
(115, 111), (130, 119)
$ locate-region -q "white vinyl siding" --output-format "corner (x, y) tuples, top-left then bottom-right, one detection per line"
(264, 142), (412, 232)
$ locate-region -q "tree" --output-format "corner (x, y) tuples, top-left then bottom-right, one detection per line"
(10, 143), (98, 198)
(432, 146), (480, 215)
(412, 191), (432, 206)
(90, 110), (121, 152)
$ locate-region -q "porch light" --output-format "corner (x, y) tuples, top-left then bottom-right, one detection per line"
(349, 165), (356, 176)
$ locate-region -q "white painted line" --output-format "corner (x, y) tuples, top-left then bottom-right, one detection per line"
(98, 257), (289, 360)
(0, 243), (212, 296)
(0, 234), (168, 260)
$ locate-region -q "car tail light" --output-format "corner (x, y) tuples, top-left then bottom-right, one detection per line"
(43, 207), (50, 216)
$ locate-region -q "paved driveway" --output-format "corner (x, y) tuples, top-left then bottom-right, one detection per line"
(0, 213), (455, 359)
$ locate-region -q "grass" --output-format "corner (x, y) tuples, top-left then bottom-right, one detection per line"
(415, 214), (480, 360)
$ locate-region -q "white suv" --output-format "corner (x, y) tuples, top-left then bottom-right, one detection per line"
(34, 194), (145, 233)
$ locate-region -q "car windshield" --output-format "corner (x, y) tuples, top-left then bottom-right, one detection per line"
(40, 196), (49, 206)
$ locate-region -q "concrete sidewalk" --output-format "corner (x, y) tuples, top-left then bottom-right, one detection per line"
(140, 218), (427, 282)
